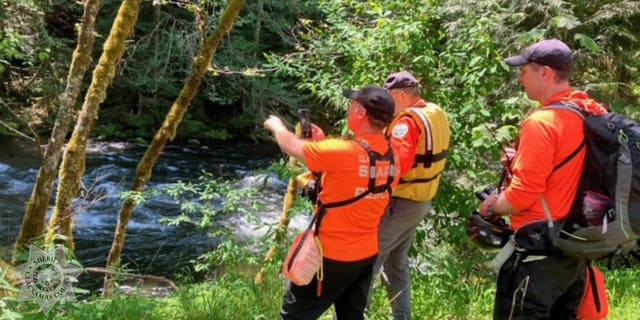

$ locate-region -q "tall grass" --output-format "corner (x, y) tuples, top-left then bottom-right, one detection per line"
(12, 260), (628, 319)
(2, 255), (638, 319)
(603, 268), (640, 320)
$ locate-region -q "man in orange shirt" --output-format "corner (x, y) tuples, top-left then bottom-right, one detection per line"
(265, 86), (400, 319)
(479, 39), (608, 319)
(369, 71), (450, 319)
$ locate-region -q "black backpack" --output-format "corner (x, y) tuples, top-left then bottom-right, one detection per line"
(549, 103), (640, 259)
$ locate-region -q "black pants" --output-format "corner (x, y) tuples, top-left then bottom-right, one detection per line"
(494, 253), (587, 320)
(281, 255), (377, 320)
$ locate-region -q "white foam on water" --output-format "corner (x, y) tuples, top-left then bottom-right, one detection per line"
(74, 212), (115, 229)
(162, 165), (179, 172)
(127, 220), (167, 230)
(235, 173), (288, 191)
(1, 179), (32, 195)
(86, 141), (132, 154)
(0, 163), (11, 173)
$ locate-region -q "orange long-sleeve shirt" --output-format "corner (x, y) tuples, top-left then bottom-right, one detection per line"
(389, 103), (423, 176)
(505, 90), (607, 230)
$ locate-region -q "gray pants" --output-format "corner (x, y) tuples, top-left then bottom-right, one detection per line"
(369, 197), (431, 320)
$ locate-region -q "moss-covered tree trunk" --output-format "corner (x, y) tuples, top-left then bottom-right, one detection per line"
(254, 157), (299, 285)
(102, 0), (246, 296)
(45, 0), (144, 250)
(12, 0), (102, 264)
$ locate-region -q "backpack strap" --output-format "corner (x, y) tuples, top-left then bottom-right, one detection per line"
(545, 101), (586, 119)
(544, 102), (587, 172)
(540, 196), (555, 228)
(313, 139), (396, 236)
(539, 102), (588, 227)
(553, 140), (586, 171)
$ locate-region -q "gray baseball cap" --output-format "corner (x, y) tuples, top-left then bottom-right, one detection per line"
(383, 71), (419, 90)
(504, 39), (573, 71)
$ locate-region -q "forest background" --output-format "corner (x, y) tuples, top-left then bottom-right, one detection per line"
(1, 0), (639, 319)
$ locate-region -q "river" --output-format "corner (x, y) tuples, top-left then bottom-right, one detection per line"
(0, 138), (307, 295)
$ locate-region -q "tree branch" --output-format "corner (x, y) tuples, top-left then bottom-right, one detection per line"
(0, 96), (42, 153)
(209, 66), (278, 76)
(0, 120), (37, 143)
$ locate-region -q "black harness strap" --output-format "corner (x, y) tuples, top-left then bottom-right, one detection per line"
(360, 140), (396, 194)
(313, 139), (396, 236)
(413, 149), (448, 168)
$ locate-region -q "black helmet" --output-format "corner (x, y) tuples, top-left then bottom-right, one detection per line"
(467, 212), (513, 249)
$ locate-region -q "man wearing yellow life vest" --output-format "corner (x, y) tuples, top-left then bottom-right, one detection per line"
(369, 71), (451, 319)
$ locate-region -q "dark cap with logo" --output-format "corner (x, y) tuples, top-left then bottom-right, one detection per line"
(383, 71), (419, 90)
(504, 39), (573, 71)
(343, 86), (395, 124)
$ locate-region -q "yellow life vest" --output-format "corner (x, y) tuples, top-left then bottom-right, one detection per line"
(387, 102), (450, 201)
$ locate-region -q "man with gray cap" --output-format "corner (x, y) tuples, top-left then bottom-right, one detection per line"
(266, 86), (400, 319)
(368, 71), (450, 319)
(477, 38), (607, 318)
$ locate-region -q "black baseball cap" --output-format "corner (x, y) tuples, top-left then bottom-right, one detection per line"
(343, 86), (395, 124)
(504, 38), (573, 71)
(383, 71), (419, 90)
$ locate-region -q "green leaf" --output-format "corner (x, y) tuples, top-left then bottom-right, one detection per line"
(38, 51), (49, 61)
(551, 15), (581, 29)
(574, 33), (599, 54)
(499, 61), (510, 72)
(469, 56), (482, 67)
(520, 28), (546, 43)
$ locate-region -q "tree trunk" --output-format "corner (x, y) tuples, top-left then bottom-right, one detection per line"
(254, 0), (264, 56)
(102, 0), (246, 296)
(12, 0), (102, 265)
(254, 160), (299, 285)
(45, 0), (144, 250)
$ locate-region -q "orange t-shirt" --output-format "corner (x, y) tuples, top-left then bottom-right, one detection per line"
(303, 133), (399, 261)
(505, 90), (607, 230)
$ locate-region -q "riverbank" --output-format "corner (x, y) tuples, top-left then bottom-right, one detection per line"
(3, 248), (640, 319)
